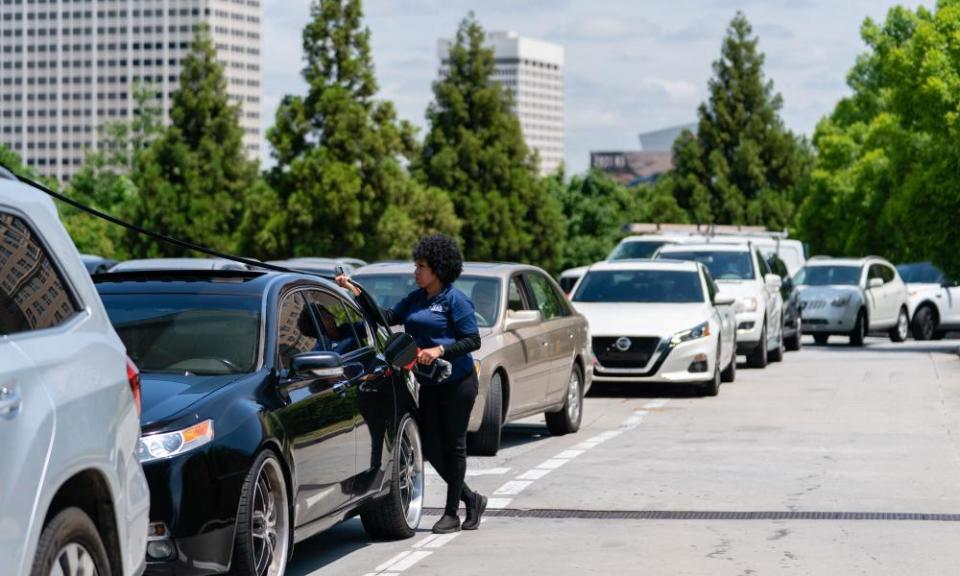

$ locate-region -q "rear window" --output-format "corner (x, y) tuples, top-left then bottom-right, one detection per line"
(353, 273), (501, 327)
(608, 240), (668, 260)
(572, 270), (704, 303)
(99, 293), (261, 375)
(661, 250), (756, 281)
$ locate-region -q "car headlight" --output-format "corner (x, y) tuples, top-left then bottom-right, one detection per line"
(138, 419), (214, 463)
(736, 297), (759, 313)
(831, 295), (852, 307)
(671, 322), (711, 345)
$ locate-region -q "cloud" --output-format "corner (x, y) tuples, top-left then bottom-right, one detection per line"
(640, 77), (700, 102)
(554, 16), (659, 42)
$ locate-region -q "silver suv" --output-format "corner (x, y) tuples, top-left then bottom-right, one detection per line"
(0, 175), (149, 576)
(796, 256), (910, 346)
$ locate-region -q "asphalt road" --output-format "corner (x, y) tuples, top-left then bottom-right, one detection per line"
(287, 336), (960, 576)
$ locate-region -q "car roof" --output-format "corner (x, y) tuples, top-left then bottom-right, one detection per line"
(658, 243), (752, 253)
(354, 261), (544, 278)
(93, 270), (346, 297)
(805, 257), (882, 267)
(587, 259), (700, 273)
(110, 257), (248, 272)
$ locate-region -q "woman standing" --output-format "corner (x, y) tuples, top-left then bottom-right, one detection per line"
(336, 234), (487, 534)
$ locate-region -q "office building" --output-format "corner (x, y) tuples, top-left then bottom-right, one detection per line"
(0, 0), (262, 182)
(438, 30), (564, 175)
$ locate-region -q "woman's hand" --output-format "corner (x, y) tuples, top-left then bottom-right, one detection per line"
(417, 346), (444, 365)
(335, 274), (362, 297)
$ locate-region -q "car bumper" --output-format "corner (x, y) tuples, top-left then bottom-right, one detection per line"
(734, 311), (763, 344)
(801, 305), (858, 334)
(592, 337), (716, 384)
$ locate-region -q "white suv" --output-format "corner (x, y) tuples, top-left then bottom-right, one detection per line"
(657, 243), (785, 368)
(0, 174), (149, 576)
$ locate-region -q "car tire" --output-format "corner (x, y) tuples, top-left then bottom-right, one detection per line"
(813, 334), (829, 345)
(546, 364), (583, 436)
(747, 325), (768, 368)
(889, 307), (909, 342)
(361, 414), (424, 540)
(911, 306), (937, 341)
(701, 350), (721, 397)
(232, 450), (291, 576)
(850, 309), (867, 347)
(933, 331), (947, 341)
(30, 507), (111, 576)
(720, 346), (736, 383)
(768, 316), (785, 363)
(467, 371), (503, 456)
(785, 318), (802, 351)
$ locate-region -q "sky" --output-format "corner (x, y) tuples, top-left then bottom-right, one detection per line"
(261, 0), (928, 174)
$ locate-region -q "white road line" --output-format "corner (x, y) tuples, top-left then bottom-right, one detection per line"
(411, 534), (441, 549)
(644, 399), (669, 409)
(388, 551), (432, 572)
(494, 480), (533, 495)
(554, 449), (585, 459)
(375, 552), (412, 572)
(487, 497), (513, 509)
(517, 468), (552, 481)
(537, 458), (570, 470)
(620, 416), (644, 429)
(589, 430), (623, 443)
(424, 533), (460, 548)
(572, 441), (601, 450)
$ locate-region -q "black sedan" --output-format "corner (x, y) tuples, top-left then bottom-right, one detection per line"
(94, 269), (423, 576)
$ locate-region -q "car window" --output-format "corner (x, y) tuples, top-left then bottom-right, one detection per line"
(795, 265), (862, 286)
(880, 265), (895, 283)
(508, 276), (528, 312)
(455, 277), (501, 326)
(0, 211), (82, 336)
(896, 263), (944, 284)
(302, 290), (369, 356)
(277, 292), (321, 370)
(524, 272), (568, 320)
(354, 273), (499, 328)
(661, 250), (756, 281)
(702, 268), (717, 303)
(868, 265), (885, 282)
(609, 240), (668, 260)
(767, 255), (788, 279)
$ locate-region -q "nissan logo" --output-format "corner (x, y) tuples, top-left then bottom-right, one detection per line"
(615, 337), (632, 352)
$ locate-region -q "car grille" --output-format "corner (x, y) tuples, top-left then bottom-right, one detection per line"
(802, 299), (827, 311)
(593, 336), (661, 369)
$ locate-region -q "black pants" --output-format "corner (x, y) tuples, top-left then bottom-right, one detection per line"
(419, 371), (478, 516)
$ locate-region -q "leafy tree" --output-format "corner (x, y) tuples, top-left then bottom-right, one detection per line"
(417, 14), (564, 270)
(671, 12), (811, 229)
(268, 0), (459, 261)
(128, 25), (264, 257)
(796, 2), (960, 278)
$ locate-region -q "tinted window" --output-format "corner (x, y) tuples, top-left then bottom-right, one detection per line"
(354, 273), (501, 327)
(573, 270), (704, 303)
(558, 275), (579, 293)
(756, 250), (772, 276)
(897, 263), (944, 284)
(661, 250), (756, 281)
(609, 240), (668, 260)
(100, 293), (260, 374)
(277, 292), (319, 370)
(508, 276), (527, 312)
(525, 273), (567, 320)
(879, 265), (895, 283)
(303, 290), (369, 356)
(1, 211), (81, 336)
(794, 265), (862, 287)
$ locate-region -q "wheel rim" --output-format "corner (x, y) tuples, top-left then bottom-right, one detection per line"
(898, 311), (909, 340)
(251, 457), (289, 576)
(922, 312), (935, 339)
(860, 313), (867, 341)
(398, 417), (424, 528)
(566, 369), (581, 424)
(49, 543), (98, 576)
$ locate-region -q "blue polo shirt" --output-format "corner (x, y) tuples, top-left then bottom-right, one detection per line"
(391, 284), (478, 385)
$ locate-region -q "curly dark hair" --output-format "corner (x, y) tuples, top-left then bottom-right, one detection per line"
(413, 234), (464, 285)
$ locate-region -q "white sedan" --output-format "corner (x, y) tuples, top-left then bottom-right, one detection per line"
(571, 260), (737, 396)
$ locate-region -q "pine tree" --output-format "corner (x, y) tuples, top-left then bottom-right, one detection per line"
(417, 14), (564, 270)
(268, 0), (459, 261)
(672, 12), (810, 229)
(128, 25), (263, 257)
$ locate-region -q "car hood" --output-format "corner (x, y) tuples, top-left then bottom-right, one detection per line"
(571, 302), (711, 337)
(796, 285), (861, 301)
(140, 373), (244, 429)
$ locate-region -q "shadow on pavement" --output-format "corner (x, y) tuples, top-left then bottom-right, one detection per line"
(286, 518), (432, 576)
(587, 381), (703, 399)
(499, 422), (551, 451)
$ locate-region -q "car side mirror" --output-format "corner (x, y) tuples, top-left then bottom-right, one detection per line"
(868, 278), (883, 289)
(764, 274), (782, 290)
(505, 309), (542, 331)
(290, 351), (344, 379)
(782, 277), (794, 291)
(713, 293), (736, 306)
(942, 279), (958, 288)
(384, 332), (418, 370)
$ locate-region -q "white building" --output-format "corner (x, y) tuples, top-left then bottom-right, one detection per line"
(0, 0), (262, 182)
(438, 30), (564, 176)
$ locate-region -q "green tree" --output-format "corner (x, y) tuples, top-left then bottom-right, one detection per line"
(671, 12), (811, 229)
(127, 25), (265, 257)
(417, 14), (564, 270)
(268, 0), (459, 261)
(796, 2), (960, 278)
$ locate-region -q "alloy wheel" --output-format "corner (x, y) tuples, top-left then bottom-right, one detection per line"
(898, 310), (909, 341)
(566, 369), (582, 424)
(251, 457), (289, 576)
(49, 543), (98, 576)
(398, 417), (424, 529)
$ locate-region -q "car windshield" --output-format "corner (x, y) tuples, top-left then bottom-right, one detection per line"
(794, 265), (862, 286)
(99, 293), (261, 375)
(660, 250), (755, 281)
(572, 270), (704, 303)
(896, 263), (943, 284)
(608, 240), (668, 260)
(353, 274), (501, 327)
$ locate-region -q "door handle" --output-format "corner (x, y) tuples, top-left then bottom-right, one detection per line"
(332, 382), (348, 396)
(0, 384), (21, 419)
(541, 340), (550, 347)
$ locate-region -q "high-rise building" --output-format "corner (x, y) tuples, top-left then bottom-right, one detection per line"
(0, 0), (262, 182)
(438, 30), (564, 176)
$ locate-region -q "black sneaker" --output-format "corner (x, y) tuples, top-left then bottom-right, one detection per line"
(462, 493), (487, 530)
(432, 514), (461, 534)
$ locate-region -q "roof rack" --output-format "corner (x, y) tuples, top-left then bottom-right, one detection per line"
(627, 222), (789, 239)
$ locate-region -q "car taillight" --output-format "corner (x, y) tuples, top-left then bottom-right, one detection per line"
(126, 357), (142, 418)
